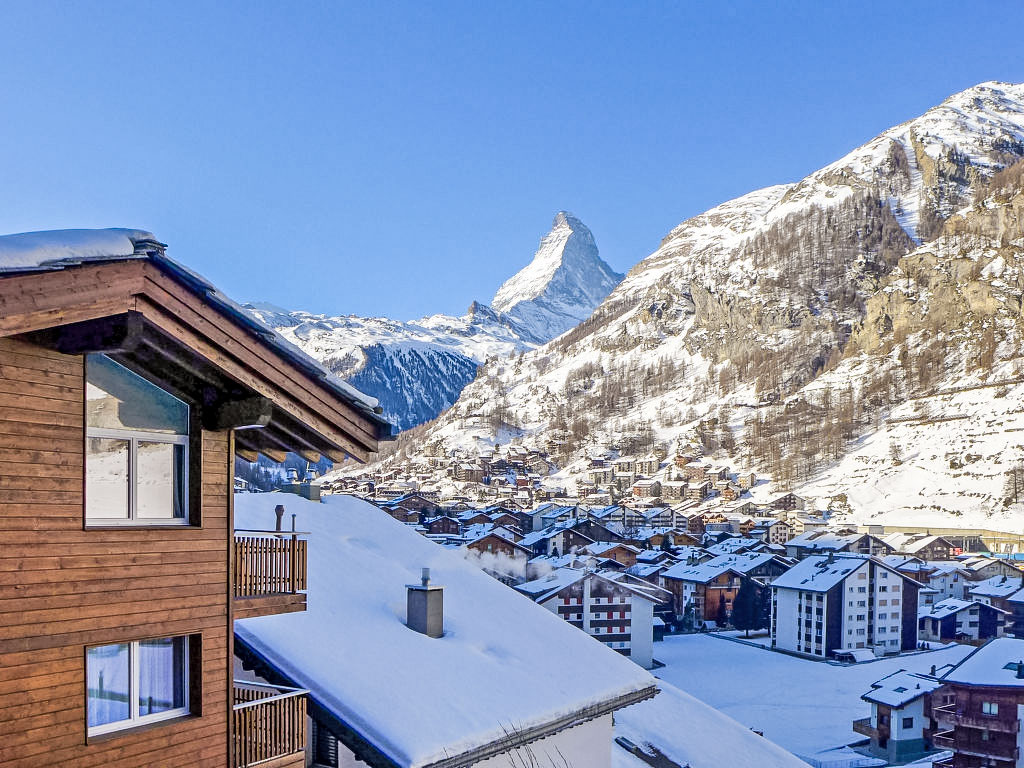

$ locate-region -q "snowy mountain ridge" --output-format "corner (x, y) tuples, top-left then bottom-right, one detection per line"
(245, 212), (620, 432)
(492, 211), (623, 342)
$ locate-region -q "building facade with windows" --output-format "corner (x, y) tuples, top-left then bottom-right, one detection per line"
(770, 554), (922, 659)
(0, 230), (390, 767)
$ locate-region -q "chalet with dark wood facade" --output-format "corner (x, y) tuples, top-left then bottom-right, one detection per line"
(0, 229), (389, 768)
(931, 637), (1024, 768)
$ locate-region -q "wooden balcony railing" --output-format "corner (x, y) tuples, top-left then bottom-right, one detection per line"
(233, 681), (308, 768)
(852, 717), (877, 739)
(234, 530), (308, 598)
(931, 704), (1020, 734)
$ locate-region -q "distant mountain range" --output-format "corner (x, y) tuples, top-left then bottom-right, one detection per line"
(367, 81), (1024, 531)
(244, 211), (622, 431)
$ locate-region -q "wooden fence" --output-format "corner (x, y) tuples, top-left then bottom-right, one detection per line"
(232, 681), (308, 768)
(233, 531), (308, 597)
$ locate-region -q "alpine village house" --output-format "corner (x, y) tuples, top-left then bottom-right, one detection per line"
(0, 230), (391, 767)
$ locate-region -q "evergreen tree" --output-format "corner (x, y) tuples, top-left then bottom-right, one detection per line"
(731, 579), (760, 638)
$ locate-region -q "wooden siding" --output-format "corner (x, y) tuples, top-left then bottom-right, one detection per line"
(0, 336), (231, 767)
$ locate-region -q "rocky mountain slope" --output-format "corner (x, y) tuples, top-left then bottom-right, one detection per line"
(378, 82), (1024, 529)
(492, 211), (622, 342)
(246, 212), (620, 432)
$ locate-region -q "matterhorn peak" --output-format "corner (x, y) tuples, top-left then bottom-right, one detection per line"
(491, 212), (622, 343)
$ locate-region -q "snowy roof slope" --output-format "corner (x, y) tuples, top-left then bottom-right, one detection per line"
(771, 554), (868, 592)
(942, 637), (1024, 687)
(235, 494), (656, 768)
(611, 680), (810, 768)
(862, 669), (943, 708)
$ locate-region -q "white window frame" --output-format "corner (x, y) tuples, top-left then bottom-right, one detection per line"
(85, 355), (190, 526)
(86, 428), (189, 525)
(87, 636), (190, 737)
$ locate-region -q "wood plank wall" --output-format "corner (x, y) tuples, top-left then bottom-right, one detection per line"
(0, 337), (231, 767)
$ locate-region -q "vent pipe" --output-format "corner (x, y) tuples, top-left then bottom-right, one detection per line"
(407, 567), (444, 638)
(1017, 660), (1024, 680)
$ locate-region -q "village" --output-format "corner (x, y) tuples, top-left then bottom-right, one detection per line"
(266, 441), (1024, 768)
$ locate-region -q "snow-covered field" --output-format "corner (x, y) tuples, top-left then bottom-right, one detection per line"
(651, 634), (973, 758)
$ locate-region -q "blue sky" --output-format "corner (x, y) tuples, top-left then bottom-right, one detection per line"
(1, 2), (1022, 319)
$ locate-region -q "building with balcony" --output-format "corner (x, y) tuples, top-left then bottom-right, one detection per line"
(855, 667), (952, 764)
(0, 229), (390, 767)
(516, 567), (670, 669)
(234, 494), (660, 768)
(770, 553), (922, 660)
(932, 637), (1024, 768)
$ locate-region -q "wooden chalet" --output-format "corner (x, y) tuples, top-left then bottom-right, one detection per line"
(0, 230), (391, 768)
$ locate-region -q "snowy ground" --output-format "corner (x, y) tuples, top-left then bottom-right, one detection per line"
(650, 634), (973, 759)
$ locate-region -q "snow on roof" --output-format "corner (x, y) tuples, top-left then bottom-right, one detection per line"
(662, 552), (774, 583)
(0, 227), (155, 270)
(771, 554), (868, 592)
(861, 669), (943, 708)
(920, 598), (1006, 621)
(235, 494), (655, 767)
(611, 680), (810, 768)
(0, 228), (387, 425)
(969, 574), (1024, 599)
(943, 637), (1024, 688)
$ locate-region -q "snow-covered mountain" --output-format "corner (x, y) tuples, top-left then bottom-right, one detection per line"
(379, 81), (1024, 529)
(492, 211), (623, 342)
(244, 300), (534, 432)
(244, 212), (619, 432)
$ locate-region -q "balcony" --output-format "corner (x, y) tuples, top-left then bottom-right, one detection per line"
(932, 729), (955, 749)
(852, 717), (877, 739)
(233, 681), (308, 768)
(931, 704), (1020, 734)
(234, 530), (308, 619)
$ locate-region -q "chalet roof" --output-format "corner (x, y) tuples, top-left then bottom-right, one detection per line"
(920, 598), (1008, 620)
(0, 228), (391, 459)
(585, 542), (640, 557)
(784, 530), (877, 551)
(942, 637), (1024, 688)
(861, 669), (944, 708)
(968, 574), (1024, 599)
(516, 567), (669, 605)
(236, 494), (656, 768)
(704, 537), (763, 556)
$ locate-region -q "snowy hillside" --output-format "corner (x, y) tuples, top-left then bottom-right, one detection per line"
(378, 82), (1024, 532)
(492, 211), (623, 342)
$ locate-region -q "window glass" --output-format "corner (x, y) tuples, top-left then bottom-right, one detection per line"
(86, 355), (188, 434)
(87, 637), (190, 735)
(85, 355), (190, 524)
(85, 438), (130, 520)
(136, 443), (186, 520)
(87, 643), (130, 728)
(138, 637), (187, 716)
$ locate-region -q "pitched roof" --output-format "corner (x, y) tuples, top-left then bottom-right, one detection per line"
(770, 554), (868, 592)
(861, 669), (944, 707)
(942, 637), (1024, 688)
(662, 552), (775, 584)
(236, 494), (656, 768)
(920, 598), (1007, 620)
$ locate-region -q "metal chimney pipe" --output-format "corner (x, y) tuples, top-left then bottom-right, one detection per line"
(275, 505), (285, 532)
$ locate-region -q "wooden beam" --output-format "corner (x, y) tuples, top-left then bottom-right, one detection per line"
(259, 449), (288, 464)
(235, 447), (259, 463)
(27, 311), (147, 355)
(296, 450), (321, 464)
(204, 396), (273, 431)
